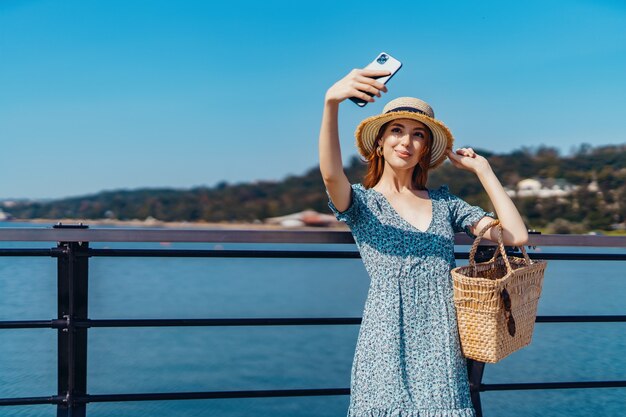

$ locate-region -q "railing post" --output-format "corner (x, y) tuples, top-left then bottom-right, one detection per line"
(467, 359), (485, 417)
(56, 224), (89, 417)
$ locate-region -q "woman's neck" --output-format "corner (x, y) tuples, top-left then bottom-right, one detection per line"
(375, 165), (415, 193)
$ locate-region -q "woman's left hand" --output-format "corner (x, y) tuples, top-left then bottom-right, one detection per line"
(447, 148), (491, 174)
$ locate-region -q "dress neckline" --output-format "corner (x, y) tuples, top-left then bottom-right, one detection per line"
(369, 186), (435, 233)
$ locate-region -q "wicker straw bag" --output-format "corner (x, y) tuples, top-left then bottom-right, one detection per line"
(451, 219), (547, 363)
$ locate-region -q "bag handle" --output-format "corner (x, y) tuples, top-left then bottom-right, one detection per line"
(468, 218), (512, 277)
(468, 218), (533, 277)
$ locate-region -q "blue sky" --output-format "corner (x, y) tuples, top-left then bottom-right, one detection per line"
(1, 0), (625, 199)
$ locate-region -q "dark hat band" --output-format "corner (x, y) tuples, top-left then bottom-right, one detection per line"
(385, 106), (430, 116)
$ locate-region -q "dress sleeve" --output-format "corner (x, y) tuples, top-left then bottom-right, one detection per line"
(441, 185), (496, 239)
(326, 183), (364, 228)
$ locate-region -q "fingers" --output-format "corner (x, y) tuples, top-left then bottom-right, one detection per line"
(347, 74), (387, 101)
(447, 148), (477, 162)
(359, 68), (391, 78)
(351, 68), (389, 90)
(327, 68), (390, 104)
(447, 150), (460, 162)
(353, 90), (376, 102)
(447, 150), (469, 171)
(353, 81), (382, 97)
(448, 148), (488, 174)
(355, 75), (387, 93)
(455, 147), (477, 158)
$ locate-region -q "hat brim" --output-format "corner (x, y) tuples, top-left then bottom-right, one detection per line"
(355, 111), (454, 168)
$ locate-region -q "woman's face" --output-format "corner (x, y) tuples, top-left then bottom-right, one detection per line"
(377, 118), (430, 169)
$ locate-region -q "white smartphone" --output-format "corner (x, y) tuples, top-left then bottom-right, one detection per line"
(350, 52), (402, 107)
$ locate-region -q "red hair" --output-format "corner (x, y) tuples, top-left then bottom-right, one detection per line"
(361, 121), (433, 190)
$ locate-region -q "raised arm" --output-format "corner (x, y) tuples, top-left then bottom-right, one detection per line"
(319, 69), (389, 212)
(447, 148), (529, 246)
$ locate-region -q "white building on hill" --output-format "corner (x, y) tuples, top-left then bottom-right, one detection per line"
(506, 178), (578, 198)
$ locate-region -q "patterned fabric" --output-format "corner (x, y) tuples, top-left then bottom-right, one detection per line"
(326, 183), (496, 417)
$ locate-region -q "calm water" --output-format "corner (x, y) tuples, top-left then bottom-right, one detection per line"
(1, 222), (625, 416)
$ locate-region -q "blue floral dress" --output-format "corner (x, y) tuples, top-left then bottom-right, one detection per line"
(327, 183), (495, 417)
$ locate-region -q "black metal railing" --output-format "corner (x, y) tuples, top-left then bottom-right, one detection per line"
(0, 224), (625, 416)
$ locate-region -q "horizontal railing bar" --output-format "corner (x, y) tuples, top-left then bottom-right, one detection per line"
(0, 318), (362, 329)
(78, 388), (350, 403)
(0, 395), (61, 406)
(84, 317), (362, 327)
(2, 315), (625, 330)
(536, 315), (626, 323)
(0, 228), (356, 243)
(0, 320), (55, 329)
(1, 227), (625, 247)
(62, 315), (626, 327)
(481, 380), (626, 391)
(517, 253), (626, 261)
(0, 249), (59, 257)
(0, 247), (624, 261)
(86, 249), (361, 259)
(84, 249), (626, 261)
(3, 380), (626, 406)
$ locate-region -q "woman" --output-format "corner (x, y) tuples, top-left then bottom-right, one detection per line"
(319, 68), (528, 417)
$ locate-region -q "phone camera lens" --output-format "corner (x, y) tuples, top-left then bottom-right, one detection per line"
(377, 54), (389, 64)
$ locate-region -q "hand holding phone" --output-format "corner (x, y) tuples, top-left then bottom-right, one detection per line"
(349, 52), (402, 107)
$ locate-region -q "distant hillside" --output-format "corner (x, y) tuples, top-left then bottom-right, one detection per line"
(4, 143), (626, 233)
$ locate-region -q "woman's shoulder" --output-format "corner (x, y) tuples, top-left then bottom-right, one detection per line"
(347, 183), (379, 208)
(349, 182), (367, 196)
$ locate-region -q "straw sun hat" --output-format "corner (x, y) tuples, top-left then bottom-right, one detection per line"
(355, 97), (454, 168)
